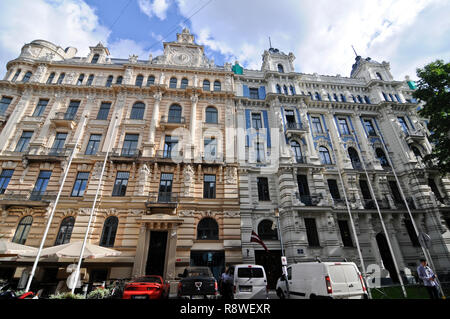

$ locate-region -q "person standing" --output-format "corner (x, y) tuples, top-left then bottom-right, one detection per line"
(417, 259), (440, 299)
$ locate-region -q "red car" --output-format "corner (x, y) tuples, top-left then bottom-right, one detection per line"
(122, 276), (169, 300)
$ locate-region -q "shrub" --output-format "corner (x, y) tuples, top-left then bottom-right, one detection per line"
(87, 288), (111, 299)
(49, 292), (85, 299)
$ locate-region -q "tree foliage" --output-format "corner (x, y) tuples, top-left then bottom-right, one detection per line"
(414, 60), (450, 174)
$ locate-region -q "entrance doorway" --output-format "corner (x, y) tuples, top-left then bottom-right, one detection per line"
(146, 231), (168, 277)
(190, 251), (225, 281)
(376, 232), (399, 283)
(255, 250), (282, 289)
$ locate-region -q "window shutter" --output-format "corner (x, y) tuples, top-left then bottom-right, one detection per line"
(243, 85), (250, 98)
(259, 86), (266, 100)
(245, 109), (251, 147)
(262, 110), (271, 148)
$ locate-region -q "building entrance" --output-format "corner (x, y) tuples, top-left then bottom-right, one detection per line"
(145, 231), (168, 277)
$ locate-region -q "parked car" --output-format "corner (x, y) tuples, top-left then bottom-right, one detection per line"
(177, 267), (218, 299)
(122, 276), (169, 300)
(276, 261), (368, 299)
(227, 264), (268, 299)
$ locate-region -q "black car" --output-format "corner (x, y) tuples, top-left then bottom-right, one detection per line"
(177, 267), (218, 299)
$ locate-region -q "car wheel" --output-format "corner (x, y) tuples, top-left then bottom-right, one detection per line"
(277, 289), (285, 299)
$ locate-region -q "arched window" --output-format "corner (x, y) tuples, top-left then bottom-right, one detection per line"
(333, 93), (339, 101)
(169, 77), (177, 88)
(91, 54), (100, 64)
(364, 96), (371, 104)
(180, 78), (188, 89)
(376, 72), (383, 80)
(348, 147), (361, 169)
(86, 74), (95, 86)
(411, 145), (422, 158)
(283, 85), (288, 95)
(351, 95), (357, 103)
(100, 216), (118, 247)
(55, 216), (75, 246)
(277, 64), (284, 73)
(258, 220), (278, 240)
(12, 216), (33, 245)
(214, 81), (221, 92)
(315, 92), (321, 101)
(203, 80), (210, 91)
(130, 102), (145, 120)
(168, 104), (182, 123)
(11, 69), (21, 82)
(147, 75), (155, 86)
(276, 84), (282, 94)
(116, 76), (123, 85)
(290, 85), (296, 95)
(197, 218), (219, 240)
(46, 72), (55, 84)
(389, 94), (395, 102)
(106, 75), (114, 87)
(22, 71), (32, 83)
(291, 140), (303, 163)
(376, 148), (389, 167)
(319, 146), (332, 165)
(135, 74), (144, 87)
(77, 74), (85, 85)
(205, 106), (218, 124)
(357, 95), (363, 104)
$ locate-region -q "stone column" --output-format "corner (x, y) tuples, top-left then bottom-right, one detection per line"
(149, 92), (162, 146)
(132, 224), (149, 278)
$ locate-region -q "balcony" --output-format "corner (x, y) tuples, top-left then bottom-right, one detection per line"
(0, 190), (56, 208)
(0, 113), (7, 125)
(146, 192), (180, 214)
(24, 147), (72, 163)
(285, 121), (307, 136)
(294, 156), (308, 164)
(160, 116), (186, 129)
(296, 193), (322, 206)
(155, 150), (184, 162)
(405, 129), (427, 143)
(51, 112), (79, 129)
(109, 148), (141, 162)
(351, 161), (363, 171)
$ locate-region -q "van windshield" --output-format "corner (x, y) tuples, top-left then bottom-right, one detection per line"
(237, 268), (264, 278)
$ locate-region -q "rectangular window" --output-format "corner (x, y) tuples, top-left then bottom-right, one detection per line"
(311, 116), (324, 134)
(0, 169), (14, 194)
(359, 180), (372, 200)
(297, 174), (311, 205)
(388, 181), (403, 204)
(32, 99), (49, 117)
(163, 136), (178, 158)
(65, 101), (80, 120)
(252, 113), (262, 130)
(338, 220), (353, 247)
(15, 131), (33, 152)
(257, 177), (270, 201)
(255, 143), (265, 162)
(203, 175), (216, 199)
(404, 218), (420, 247)
(112, 172), (129, 197)
(85, 134), (102, 155)
(51, 133), (67, 153)
(57, 73), (65, 85)
(363, 119), (376, 136)
(71, 172), (89, 197)
(397, 117), (409, 133)
(338, 118), (350, 135)
(122, 134), (139, 156)
(32, 171), (52, 199)
(96, 102), (111, 120)
(159, 173), (173, 202)
(249, 88), (259, 99)
(304, 218), (320, 247)
(327, 179), (341, 200)
(0, 97), (13, 115)
(204, 138), (217, 159)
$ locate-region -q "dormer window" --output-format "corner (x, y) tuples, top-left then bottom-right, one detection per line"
(277, 64), (284, 73)
(91, 54), (100, 64)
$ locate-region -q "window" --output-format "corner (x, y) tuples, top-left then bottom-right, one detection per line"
(22, 71), (32, 83)
(338, 118), (350, 135)
(376, 72), (383, 80)
(214, 81), (221, 92)
(327, 179), (341, 200)
(205, 106), (218, 124)
(158, 173), (173, 202)
(168, 104), (182, 123)
(283, 85), (288, 95)
(11, 69), (21, 82)
(397, 117), (409, 133)
(204, 138), (217, 159)
(97, 102), (111, 120)
(411, 145), (422, 158)
(340, 94), (347, 102)
(65, 100), (80, 120)
(291, 141), (303, 163)
(203, 175), (216, 199)
(0, 169), (14, 194)
(256, 143), (265, 163)
(357, 95), (363, 104)
(285, 110), (296, 127)
(374, 148), (388, 167)
(359, 180), (372, 200)
(163, 136), (178, 158)
(364, 96), (371, 104)
(311, 116), (324, 134)
(348, 147), (361, 169)
(169, 77), (177, 88)
(338, 220), (353, 247)
(46, 73), (55, 84)
(382, 92), (389, 101)
(203, 80), (210, 91)
(86, 74), (95, 86)
(51, 133), (67, 153)
(57, 73), (65, 84)
(315, 92), (322, 101)
(333, 93), (339, 101)
(130, 102), (145, 120)
(122, 134), (139, 156)
(77, 74), (85, 85)
(71, 172), (89, 197)
(197, 218), (219, 240)
(319, 146), (332, 165)
(258, 220), (277, 240)
(12, 216), (33, 245)
(290, 85), (296, 95)
(91, 54), (100, 64)
(277, 64), (284, 73)
(147, 75), (155, 86)
(55, 217), (75, 245)
(428, 178), (443, 203)
(15, 131), (33, 152)
(32, 171), (52, 200)
(363, 119), (376, 136)
(105, 75), (113, 87)
(257, 177), (270, 201)
(100, 216), (118, 247)
(395, 94), (401, 103)
(116, 76), (123, 85)
(249, 88), (259, 99)
(0, 97), (12, 115)
(180, 78), (188, 89)
(112, 172), (129, 197)
(252, 113), (262, 130)
(389, 94), (395, 102)
(135, 74), (144, 87)
(297, 175), (311, 205)
(276, 84), (282, 94)
(352, 95), (357, 103)
(304, 218), (320, 247)
(404, 218), (420, 247)
(389, 181), (403, 204)
(85, 134), (102, 155)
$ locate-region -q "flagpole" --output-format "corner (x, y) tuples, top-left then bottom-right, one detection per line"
(25, 114), (88, 293)
(350, 129), (407, 298)
(327, 127), (371, 298)
(70, 115), (118, 294)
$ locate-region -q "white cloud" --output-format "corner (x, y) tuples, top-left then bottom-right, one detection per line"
(138, 0), (170, 20)
(109, 38), (163, 60)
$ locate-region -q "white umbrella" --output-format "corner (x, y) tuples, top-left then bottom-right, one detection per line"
(19, 241), (121, 259)
(0, 240), (38, 255)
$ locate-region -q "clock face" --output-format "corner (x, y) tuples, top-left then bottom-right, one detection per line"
(174, 52), (191, 65)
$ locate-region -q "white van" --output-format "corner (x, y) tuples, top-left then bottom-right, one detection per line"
(276, 262), (368, 299)
(226, 264), (269, 299)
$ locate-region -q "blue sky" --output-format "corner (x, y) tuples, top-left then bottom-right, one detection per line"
(0, 0), (449, 80)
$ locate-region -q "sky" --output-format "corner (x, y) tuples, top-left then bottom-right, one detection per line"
(0, 0), (449, 80)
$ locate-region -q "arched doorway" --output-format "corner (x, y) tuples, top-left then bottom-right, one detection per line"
(375, 233), (399, 283)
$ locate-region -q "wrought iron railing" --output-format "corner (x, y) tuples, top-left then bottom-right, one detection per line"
(52, 112), (79, 121)
(147, 192), (180, 204)
(110, 148), (142, 158)
(0, 190), (57, 202)
(160, 116), (186, 124)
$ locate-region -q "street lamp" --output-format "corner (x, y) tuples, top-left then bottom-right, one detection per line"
(274, 209), (290, 298)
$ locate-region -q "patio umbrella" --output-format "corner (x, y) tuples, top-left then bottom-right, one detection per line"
(0, 240), (38, 255)
(19, 241), (121, 259)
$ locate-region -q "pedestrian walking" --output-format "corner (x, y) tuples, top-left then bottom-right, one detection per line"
(417, 259), (440, 299)
(220, 267), (233, 299)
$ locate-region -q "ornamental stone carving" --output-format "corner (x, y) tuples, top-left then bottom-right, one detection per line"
(225, 167), (237, 184)
(129, 55), (138, 64)
(183, 165), (195, 196)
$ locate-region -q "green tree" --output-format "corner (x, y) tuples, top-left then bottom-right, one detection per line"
(414, 60), (450, 174)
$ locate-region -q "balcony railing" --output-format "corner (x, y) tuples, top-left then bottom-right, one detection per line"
(0, 190), (57, 203)
(294, 156), (307, 164)
(146, 192), (180, 205)
(160, 116), (186, 125)
(296, 193), (322, 206)
(52, 112), (79, 121)
(286, 122), (304, 130)
(155, 149), (184, 160)
(110, 148), (142, 158)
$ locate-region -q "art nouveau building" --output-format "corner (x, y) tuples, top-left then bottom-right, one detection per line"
(235, 48), (450, 287)
(0, 29), (241, 292)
